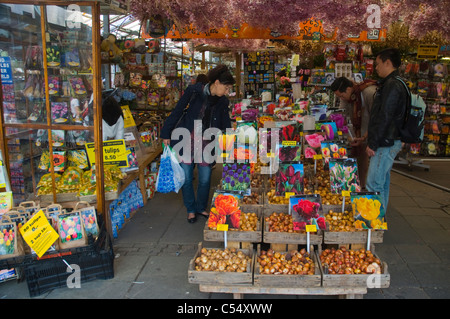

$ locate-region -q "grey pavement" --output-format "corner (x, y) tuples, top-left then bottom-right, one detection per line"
(1, 162), (449, 299)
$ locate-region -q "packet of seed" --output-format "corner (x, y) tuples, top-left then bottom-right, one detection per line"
(46, 46), (61, 67)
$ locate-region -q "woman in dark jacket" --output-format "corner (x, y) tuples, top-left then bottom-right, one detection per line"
(160, 64), (235, 223)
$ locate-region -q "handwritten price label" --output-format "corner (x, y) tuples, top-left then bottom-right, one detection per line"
(285, 192), (295, 199)
(305, 225), (317, 232)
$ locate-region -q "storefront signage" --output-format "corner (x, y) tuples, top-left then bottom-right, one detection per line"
(143, 19), (386, 42)
(85, 139), (129, 168)
(417, 45), (439, 60)
(20, 210), (59, 258)
(0, 56), (13, 84)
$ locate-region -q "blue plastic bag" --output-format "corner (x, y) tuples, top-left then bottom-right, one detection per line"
(156, 145), (185, 193)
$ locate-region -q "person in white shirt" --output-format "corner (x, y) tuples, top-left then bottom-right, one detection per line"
(101, 92), (124, 141)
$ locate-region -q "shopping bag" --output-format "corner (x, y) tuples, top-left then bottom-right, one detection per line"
(156, 145), (185, 193)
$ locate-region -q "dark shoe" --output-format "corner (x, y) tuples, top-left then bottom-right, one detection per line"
(187, 216), (197, 223)
(187, 213), (197, 223)
(197, 212), (209, 218)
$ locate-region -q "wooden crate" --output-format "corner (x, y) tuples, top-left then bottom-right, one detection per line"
(253, 244), (321, 288)
(322, 204), (353, 213)
(318, 244), (390, 288)
(241, 188), (264, 207)
(263, 209), (323, 245)
(203, 206), (262, 243)
(263, 195), (289, 213)
(323, 229), (384, 244)
(188, 242), (254, 285)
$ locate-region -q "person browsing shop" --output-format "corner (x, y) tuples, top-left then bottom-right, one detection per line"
(366, 48), (408, 209)
(160, 64), (235, 223)
(101, 90), (124, 141)
(330, 76), (377, 189)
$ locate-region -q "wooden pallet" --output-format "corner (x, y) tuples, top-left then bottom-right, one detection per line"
(199, 284), (367, 299)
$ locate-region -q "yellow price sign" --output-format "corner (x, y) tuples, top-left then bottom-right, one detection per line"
(313, 154), (323, 160)
(342, 190), (351, 197)
(121, 105), (136, 128)
(305, 224), (317, 233)
(282, 141), (297, 146)
(85, 139), (129, 168)
(217, 224), (229, 231)
(285, 192), (295, 199)
(20, 210), (59, 258)
(337, 131), (343, 136)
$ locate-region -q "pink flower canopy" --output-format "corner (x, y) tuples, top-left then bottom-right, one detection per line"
(130, 0), (449, 42)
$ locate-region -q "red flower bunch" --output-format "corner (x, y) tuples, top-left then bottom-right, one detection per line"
(293, 199), (320, 219)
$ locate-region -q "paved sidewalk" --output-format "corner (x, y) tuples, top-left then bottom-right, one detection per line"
(1, 167), (449, 299)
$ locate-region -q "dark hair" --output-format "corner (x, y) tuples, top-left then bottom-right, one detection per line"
(207, 64), (235, 85)
(102, 95), (123, 126)
(376, 48), (402, 68)
(330, 77), (353, 92)
(196, 74), (208, 84)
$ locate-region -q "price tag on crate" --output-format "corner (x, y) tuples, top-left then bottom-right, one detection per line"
(341, 190), (350, 211)
(20, 210), (59, 258)
(217, 224), (229, 232)
(305, 224), (317, 254)
(285, 192), (295, 199)
(217, 224), (229, 249)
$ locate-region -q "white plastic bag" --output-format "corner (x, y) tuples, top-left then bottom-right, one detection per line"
(156, 146), (185, 193)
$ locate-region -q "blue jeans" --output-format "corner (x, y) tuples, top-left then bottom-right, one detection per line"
(366, 140), (402, 210)
(180, 163), (212, 214)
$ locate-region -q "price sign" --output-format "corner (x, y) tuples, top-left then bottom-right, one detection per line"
(285, 192), (295, 199)
(121, 105), (136, 128)
(20, 210), (59, 258)
(313, 154), (323, 160)
(217, 224), (229, 231)
(305, 224), (317, 233)
(342, 190), (351, 197)
(282, 141), (297, 146)
(85, 139), (129, 167)
(417, 44), (439, 60)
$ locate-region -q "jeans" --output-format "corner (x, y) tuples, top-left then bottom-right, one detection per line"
(180, 163), (212, 214)
(366, 140), (402, 210)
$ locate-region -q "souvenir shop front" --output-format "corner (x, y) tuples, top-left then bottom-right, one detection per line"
(0, 0), (448, 298)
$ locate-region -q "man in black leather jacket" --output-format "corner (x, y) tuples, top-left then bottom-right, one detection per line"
(366, 48), (407, 211)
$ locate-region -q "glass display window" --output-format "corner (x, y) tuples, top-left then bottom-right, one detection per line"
(0, 2), (103, 210)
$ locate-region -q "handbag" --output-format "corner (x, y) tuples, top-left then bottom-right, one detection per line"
(174, 92), (197, 129)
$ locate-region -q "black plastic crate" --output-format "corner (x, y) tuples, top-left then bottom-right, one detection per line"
(23, 223), (114, 297)
(24, 248), (114, 297)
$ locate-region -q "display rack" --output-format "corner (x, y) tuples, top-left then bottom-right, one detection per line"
(0, 1), (106, 225)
